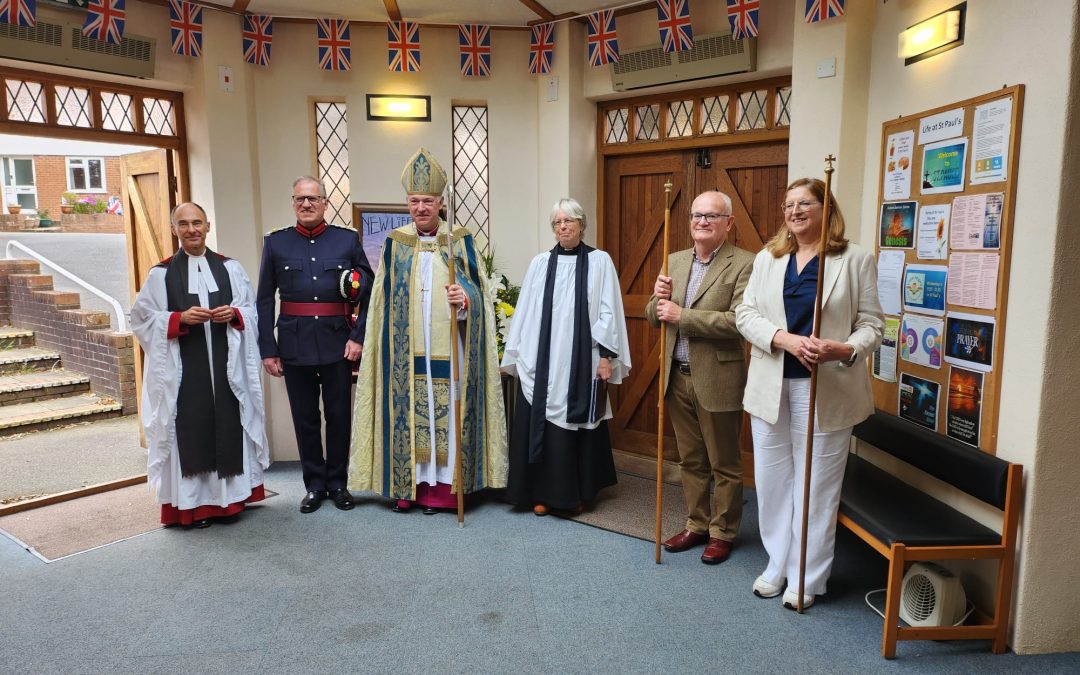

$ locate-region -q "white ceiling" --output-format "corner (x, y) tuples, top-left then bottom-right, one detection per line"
(199, 0), (641, 26)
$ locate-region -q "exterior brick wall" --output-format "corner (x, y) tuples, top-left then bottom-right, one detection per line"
(33, 155), (122, 218)
(0, 214), (39, 232)
(59, 213), (125, 233)
(0, 259), (136, 415)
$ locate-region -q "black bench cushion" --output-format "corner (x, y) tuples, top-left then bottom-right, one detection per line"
(840, 454), (1001, 548)
(852, 411), (1010, 509)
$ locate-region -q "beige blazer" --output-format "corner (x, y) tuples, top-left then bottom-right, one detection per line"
(735, 243), (884, 432)
(645, 240), (755, 412)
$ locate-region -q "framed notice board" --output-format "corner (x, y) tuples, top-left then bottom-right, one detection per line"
(870, 85), (1024, 455)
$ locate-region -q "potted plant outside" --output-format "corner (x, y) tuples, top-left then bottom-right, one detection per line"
(61, 192), (77, 214)
(6, 204), (20, 215)
(37, 208), (52, 226)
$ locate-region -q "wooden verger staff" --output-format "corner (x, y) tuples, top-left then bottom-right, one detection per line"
(796, 155), (836, 612)
(445, 184), (466, 528)
(654, 180), (673, 564)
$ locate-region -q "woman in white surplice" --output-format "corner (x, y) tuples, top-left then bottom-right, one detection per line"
(501, 198), (631, 516)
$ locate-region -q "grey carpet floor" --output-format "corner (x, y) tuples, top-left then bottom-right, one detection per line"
(0, 462), (1077, 674)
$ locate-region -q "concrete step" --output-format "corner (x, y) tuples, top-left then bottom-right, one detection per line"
(0, 327), (35, 349)
(0, 370), (92, 406)
(0, 393), (123, 437)
(0, 347), (62, 375)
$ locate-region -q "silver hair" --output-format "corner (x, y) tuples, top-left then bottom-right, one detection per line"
(292, 175), (327, 198)
(549, 198), (588, 231)
(694, 190), (733, 214)
(170, 201), (208, 224)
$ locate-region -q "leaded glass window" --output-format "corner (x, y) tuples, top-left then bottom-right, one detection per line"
(452, 105), (490, 246)
(313, 101), (350, 227)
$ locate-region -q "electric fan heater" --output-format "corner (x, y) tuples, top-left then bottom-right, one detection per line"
(899, 562), (967, 627)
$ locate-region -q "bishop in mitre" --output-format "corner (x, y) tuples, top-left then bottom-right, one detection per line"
(131, 202), (269, 528)
(348, 148), (507, 513)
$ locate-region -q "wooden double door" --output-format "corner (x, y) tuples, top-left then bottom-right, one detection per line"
(601, 142), (789, 481)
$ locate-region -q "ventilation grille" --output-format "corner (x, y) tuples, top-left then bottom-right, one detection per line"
(71, 25), (152, 62)
(0, 20), (63, 46)
(611, 32), (755, 92)
(0, 21), (155, 78)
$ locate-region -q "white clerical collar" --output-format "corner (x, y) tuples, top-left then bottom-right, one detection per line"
(187, 252), (219, 294)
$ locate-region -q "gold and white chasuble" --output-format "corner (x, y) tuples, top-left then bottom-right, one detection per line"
(348, 222), (508, 499)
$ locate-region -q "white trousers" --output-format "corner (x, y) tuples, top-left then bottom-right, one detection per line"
(751, 378), (852, 596)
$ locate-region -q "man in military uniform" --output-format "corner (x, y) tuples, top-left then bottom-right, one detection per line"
(257, 176), (373, 513)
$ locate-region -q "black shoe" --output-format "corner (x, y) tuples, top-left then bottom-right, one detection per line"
(300, 490), (327, 513)
(422, 506), (438, 515)
(329, 488), (355, 511)
(193, 519), (212, 529)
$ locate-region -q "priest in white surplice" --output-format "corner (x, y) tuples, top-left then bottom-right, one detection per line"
(501, 198), (631, 516)
(131, 202), (269, 528)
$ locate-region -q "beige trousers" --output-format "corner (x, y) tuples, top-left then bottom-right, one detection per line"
(666, 367), (743, 541)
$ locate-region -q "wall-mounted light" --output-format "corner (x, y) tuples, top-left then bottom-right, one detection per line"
(898, 2), (965, 66)
(366, 94), (431, 121)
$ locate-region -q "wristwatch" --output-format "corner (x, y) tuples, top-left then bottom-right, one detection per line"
(845, 347), (858, 366)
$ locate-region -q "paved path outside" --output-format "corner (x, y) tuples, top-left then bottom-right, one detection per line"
(0, 232), (131, 327)
(0, 415), (144, 503)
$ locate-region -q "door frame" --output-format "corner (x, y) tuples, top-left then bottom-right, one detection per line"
(595, 77), (792, 484)
(0, 65), (190, 512)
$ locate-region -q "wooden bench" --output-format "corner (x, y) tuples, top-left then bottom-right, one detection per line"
(838, 411), (1023, 659)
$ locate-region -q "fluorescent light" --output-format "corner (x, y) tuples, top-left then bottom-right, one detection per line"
(898, 4), (965, 63)
(366, 95), (431, 121)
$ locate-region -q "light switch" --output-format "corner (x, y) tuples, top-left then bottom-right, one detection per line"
(816, 57), (836, 79)
(219, 65), (235, 93)
(547, 76), (559, 102)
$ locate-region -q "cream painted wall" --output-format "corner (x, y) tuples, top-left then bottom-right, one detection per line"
(785, 0), (1080, 654)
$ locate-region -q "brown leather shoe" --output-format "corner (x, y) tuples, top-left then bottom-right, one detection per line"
(662, 529), (709, 552)
(533, 504), (549, 516)
(701, 538), (733, 565)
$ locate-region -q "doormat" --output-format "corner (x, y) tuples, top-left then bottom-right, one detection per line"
(563, 472), (688, 542)
(0, 484), (275, 562)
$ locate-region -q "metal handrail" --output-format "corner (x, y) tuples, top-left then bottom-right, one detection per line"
(4, 240), (128, 332)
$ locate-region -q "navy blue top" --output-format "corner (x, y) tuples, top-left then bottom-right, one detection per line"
(256, 222), (374, 366)
(783, 254), (818, 379)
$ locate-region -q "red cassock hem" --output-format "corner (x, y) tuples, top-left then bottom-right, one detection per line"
(160, 484), (266, 526)
(413, 482), (469, 509)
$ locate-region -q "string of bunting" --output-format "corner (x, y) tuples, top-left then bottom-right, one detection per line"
(2, 0), (849, 72)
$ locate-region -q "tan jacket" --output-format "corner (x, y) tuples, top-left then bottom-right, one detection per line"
(735, 243), (884, 432)
(645, 240), (755, 412)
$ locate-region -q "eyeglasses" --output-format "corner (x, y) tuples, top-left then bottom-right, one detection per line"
(781, 200), (820, 212)
(553, 218), (579, 226)
(292, 195), (323, 205)
(690, 213), (731, 223)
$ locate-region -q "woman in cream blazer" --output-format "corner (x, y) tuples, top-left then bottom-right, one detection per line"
(735, 178), (883, 610)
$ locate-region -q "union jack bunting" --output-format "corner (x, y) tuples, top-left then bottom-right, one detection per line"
(0, 0), (36, 27)
(168, 0), (202, 58)
(242, 15), (273, 67)
(387, 20), (420, 73)
(317, 18), (351, 71)
(528, 23), (554, 76)
(656, 0), (693, 53)
(805, 0), (844, 23)
(586, 10), (619, 66)
(726, 0), (759, 40)
(82, 0), (125, 45)
(458, 24), (491, 78)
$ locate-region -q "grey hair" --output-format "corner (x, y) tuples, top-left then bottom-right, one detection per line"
(694, 190), (733, 214)
(170, 201), (208, 224)
(292, 175), (327, 198)
(549, 198), (587, 232)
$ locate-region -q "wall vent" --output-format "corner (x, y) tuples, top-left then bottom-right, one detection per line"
(0, 21), (155, 79)
(611, 32), (756, 92)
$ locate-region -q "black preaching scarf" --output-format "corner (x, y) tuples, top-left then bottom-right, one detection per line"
(528, 242), (594, 463)
(163, 250), (244, 478)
